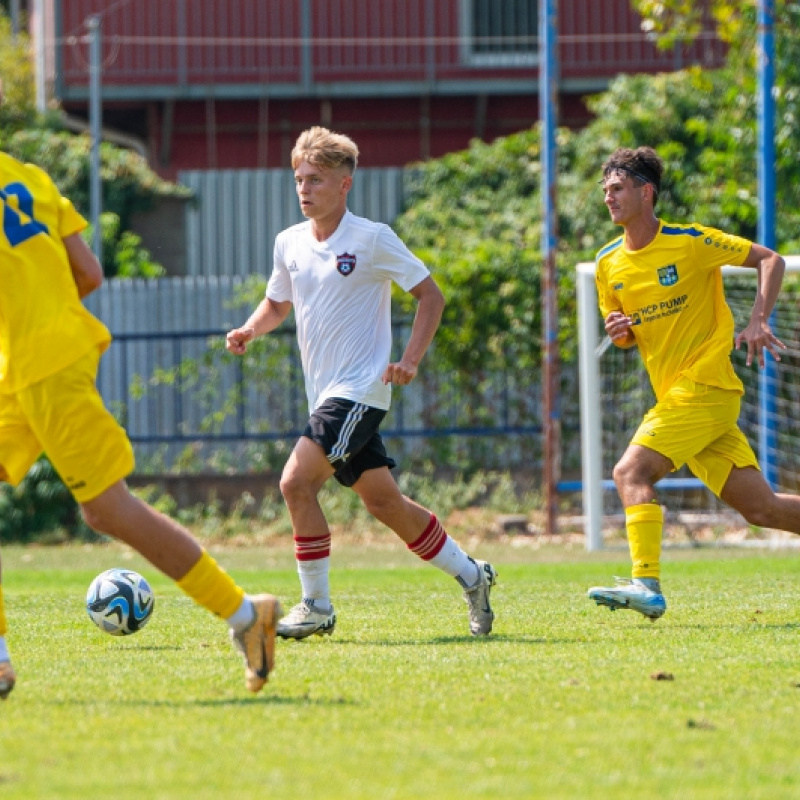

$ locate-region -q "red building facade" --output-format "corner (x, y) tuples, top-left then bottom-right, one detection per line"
(47, 0), (725, 177)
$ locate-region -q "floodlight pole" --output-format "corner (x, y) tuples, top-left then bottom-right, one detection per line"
(88, 15), (103, 263)
(757, 0), (777, 488)
(540, 0), (560, 535)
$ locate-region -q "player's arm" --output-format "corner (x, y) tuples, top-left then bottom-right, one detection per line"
(734, 243), (787, 368)
(64, 232), (104, 298)
(225, 297), (292, 355)
(382, 276), (445, 386)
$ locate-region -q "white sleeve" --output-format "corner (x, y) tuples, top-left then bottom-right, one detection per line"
(265, 236), (293, 302)
(372, 225), (430, 291)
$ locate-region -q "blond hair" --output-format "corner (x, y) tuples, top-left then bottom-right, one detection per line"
(291, 126), (359, 173)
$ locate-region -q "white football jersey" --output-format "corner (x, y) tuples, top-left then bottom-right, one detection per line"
(267, 210), (430, 412)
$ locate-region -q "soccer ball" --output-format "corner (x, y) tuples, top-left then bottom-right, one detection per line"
(86, 568), (155, 636)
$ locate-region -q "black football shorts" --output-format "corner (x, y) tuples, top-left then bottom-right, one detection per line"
(303, 397), (397, 487)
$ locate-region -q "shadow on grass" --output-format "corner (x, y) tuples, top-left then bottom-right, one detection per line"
(48, 693), (357, 708)
(665, 622), (800, 631)
(311, 634), (579, 646)
(195, 693), (357, 708)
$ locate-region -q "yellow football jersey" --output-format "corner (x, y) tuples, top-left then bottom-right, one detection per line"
(596, 220), (750, 400)
(0, 152), (111, 393)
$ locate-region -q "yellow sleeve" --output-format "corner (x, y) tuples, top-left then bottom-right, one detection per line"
(595, 260), (621, 320)
(57, 192), (89, 239)
(691, 224), (751, 271)
(26, 162), (88, 239)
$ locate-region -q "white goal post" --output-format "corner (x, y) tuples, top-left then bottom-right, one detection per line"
(577, 256), (800, 551)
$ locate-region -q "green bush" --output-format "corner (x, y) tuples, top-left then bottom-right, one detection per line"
(0, 458), (96, 544)
(82, 212), (166, 279)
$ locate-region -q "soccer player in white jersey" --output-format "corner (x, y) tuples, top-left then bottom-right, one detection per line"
(226, 126), (497, 639)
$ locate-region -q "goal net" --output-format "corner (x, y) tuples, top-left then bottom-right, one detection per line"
(576, 257), (800, 550)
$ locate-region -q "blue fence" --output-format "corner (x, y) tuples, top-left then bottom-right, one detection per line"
(85, 276), (582, 475)
(97, 326), (573, 475)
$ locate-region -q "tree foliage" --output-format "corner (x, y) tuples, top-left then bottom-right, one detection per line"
(3, 128), (188, 275)
(0, 8), (188, 276)
(395, 0), (800, 391)
(630, 0), (800, 250)
(0, 11), (35, 129)
(0, 458), (96, 543)
(394, 136), (545, 376)
(633, 0), (753, 48)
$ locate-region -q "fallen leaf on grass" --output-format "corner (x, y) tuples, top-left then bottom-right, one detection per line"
(650, 671), (674, 681)
(687, 718), (716, 730)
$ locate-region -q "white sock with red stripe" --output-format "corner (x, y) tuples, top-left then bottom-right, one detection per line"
(294, 534), (332, 610)
(407, 514), (479, 587)
(297, 557), (331, 609)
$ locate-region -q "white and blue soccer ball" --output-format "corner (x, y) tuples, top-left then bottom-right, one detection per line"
(86, 568), (155, 636)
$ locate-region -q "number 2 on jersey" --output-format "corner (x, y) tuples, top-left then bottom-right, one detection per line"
(1, 182), (49, 247)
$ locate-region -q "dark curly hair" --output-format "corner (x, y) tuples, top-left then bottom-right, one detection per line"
(602, 146), (663, 207)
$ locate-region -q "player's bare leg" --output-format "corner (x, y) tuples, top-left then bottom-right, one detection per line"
(279, 437), (336, 543)
(721, 466), (800, 533)
(588, 445), (671, 619)
(0, 554), (15, 701)
(80, 481), (203, 579)
(612, 445), (673, 508)
(351, 466), (431, 544)
(82, 481), (280, 692)
(277, 439), (338, 638)
(353, 467), (497, 635)
(1, 470), (17, 697)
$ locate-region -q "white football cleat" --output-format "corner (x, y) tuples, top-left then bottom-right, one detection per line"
(277, 599), (336, 640)
(588, 577), (666, 620)
(463, 559), (498, 636)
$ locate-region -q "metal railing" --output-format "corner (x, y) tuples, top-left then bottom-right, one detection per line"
(95, 325), (575, 474)
(55, 0), (725, 97)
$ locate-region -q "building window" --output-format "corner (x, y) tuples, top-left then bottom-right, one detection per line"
(461, 0), (539, 66)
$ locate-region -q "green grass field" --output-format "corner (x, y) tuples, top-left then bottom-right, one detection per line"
(1, 541), (800, 799)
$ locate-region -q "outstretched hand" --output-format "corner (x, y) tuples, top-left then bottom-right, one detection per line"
(735, 320), (787, 368)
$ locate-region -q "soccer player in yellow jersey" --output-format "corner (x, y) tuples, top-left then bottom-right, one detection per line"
(0, 146), (281, 700)
(587, 146), (800, 620)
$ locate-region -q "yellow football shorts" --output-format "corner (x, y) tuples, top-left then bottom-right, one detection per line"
(0, 347), (134, 503)
(631, 376), (759, 497)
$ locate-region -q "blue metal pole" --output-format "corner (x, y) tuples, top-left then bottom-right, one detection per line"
(757, 0), (777, 488)
(540, 0), (560, 534)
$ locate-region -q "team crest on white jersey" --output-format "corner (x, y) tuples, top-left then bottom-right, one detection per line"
(657, 264), (678, 286)
(336, 252), (356, 276)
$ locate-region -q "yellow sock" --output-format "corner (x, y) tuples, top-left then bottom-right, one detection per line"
(626, 503), (663, 580)
(176, 550), (245, 620)
(0, 586), (6, 636)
